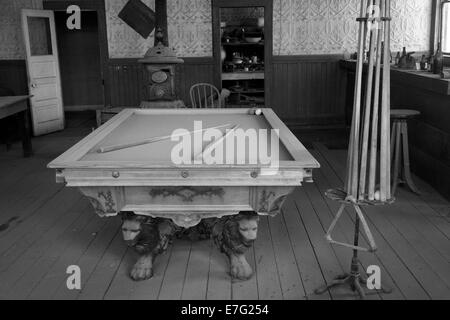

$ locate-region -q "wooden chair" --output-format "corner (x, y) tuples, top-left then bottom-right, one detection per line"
(190, 83), (222, 108)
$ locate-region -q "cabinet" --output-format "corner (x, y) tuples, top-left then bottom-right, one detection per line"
(213, 0), (273, 107)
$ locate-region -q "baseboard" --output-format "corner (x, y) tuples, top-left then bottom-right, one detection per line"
(64, 105), (104, 112)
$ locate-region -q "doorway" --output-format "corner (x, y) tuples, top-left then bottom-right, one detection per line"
(43, 0), (109, 113)
(53, 10), (103, 111)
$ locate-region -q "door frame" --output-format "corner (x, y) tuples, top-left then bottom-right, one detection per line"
(212, 0), (273, 107)
(43, 0), (109, 108)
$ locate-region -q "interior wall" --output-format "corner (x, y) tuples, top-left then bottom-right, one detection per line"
(106, 0), (212, 58)
(0, 0), (43, 60)
(273, 0), (433, 55)
(106, 0), (433, 59)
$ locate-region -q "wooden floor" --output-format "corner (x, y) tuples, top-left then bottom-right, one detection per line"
(0, 112), (449, 300)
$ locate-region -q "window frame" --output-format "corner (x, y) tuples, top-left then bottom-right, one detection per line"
(440, 0), (450, 55)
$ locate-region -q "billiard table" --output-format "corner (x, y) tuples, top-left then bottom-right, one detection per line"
(48, 108), (320, 228)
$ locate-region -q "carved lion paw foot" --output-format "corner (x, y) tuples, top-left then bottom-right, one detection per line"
(130, 256), (154, 281)
(229, 254), (253, 281)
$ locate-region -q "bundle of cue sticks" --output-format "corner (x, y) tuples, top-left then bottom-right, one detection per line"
(345, 0), (393, 204)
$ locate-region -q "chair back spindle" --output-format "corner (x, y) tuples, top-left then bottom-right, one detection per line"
(190, 83), (222, 108)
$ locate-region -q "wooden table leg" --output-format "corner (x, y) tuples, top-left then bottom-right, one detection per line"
(21, 109), (33, 157)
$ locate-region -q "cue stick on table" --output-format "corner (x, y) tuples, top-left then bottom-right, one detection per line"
(194, 125), (240, 161)
(96, 124), (232, 154)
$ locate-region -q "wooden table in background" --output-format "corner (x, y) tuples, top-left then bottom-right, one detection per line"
(0, 96), (33, 157)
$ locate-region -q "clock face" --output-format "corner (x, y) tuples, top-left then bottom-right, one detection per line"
(151, 71), (168, 84)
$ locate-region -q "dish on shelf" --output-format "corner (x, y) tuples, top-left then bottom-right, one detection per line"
(244, 37), (262, 43)
(232, 57), (244, 64)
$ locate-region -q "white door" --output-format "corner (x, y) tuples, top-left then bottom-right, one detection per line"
(21, 9), (64, 136)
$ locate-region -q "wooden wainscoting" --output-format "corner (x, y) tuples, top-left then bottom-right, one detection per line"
(271, 55), (347, 127)
(106, 57), (215, 108)
(0, 60), (28, 95)
(106, 55), (347, 128)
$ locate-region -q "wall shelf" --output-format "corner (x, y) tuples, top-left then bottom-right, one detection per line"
(222, 72), (265, 81)
(222, 42), (264, 47)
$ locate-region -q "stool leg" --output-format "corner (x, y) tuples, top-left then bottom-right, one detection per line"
(391, 122), (401, 196)
(401, 122), (420, 194)
(391, 120), (397, 164)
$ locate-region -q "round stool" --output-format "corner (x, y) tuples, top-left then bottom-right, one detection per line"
(390, 109), (421, 196)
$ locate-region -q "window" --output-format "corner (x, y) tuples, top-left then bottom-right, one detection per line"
(442, 1), (450, 54)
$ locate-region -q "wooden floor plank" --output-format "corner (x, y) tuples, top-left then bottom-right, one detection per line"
(206, 244), (232, 300)
(407, 175), (450, 223)
(33, 217), (120, 300)
(158, 240), (192, 300)
(4, 203), (95, 300)
(0, 189), (82, 258)
(281, 197), (331, 300)
(268, 214), (306, 300)
(103, 249), (137, 300)
(401, 189), (450, 241)
(0, 194), (89, 296)
(253, 216), (283, 300)
(0, 165), (63, 230)
(76, 229), (126, 300)
(380, 200), (450, 284)
(181, 240), (212, 300)
(363, 205), (450, 299)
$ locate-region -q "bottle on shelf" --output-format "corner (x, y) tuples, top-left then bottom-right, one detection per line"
(433, 42), (444, 75)
(398, 47), (408, 68)
(402, 46), (407, 58)
(420, 55), (427, 70)
(427, 55), (433, 72)
(395, 52), (401, 66)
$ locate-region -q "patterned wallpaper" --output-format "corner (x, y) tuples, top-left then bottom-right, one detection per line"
(0, 0), (43, 60)
(108, 0), (432, 58)
(273, 0), (433, 55)
(220, 7), (264, 27)
(106, 0), (155, 59)
(0, 0), (433, 59)
(107, 0), (211, 58)
(167, 0), (212, 57)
